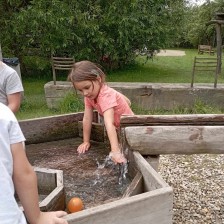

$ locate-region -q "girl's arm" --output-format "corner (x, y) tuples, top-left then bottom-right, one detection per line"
(103, 108), (126, 164)
(77, 107), (93, 153)
(11, 142), (68, 224)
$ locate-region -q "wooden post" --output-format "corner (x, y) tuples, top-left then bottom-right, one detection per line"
(0, 43), (2, 61)
(215, 23), (222, 75)
(191, 56), (196, 87)
(207, 15), (224, 77)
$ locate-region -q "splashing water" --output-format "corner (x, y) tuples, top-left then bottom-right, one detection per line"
(97, 155), (114, 169)
(96, 155), (129, 186)
(97, 155), (129, 186)
(118, 162), (129, 185)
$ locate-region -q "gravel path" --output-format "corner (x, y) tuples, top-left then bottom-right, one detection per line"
(158, 154), (224, 224)
(157, 50), (186, 56)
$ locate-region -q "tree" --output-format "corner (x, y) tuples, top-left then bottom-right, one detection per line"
(0, 0), (185, 72)
(177, 0), (224, 48)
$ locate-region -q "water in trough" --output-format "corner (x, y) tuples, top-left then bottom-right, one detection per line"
(25, 137), (131, 209)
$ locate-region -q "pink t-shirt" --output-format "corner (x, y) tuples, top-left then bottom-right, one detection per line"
(85, 84), (134, 128)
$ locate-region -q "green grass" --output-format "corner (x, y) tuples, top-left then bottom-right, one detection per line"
(131, 99), (224, 115)
(107, 49), (224, 83)
(17, 79), (84, 120)
(16, 48), (224, 120)
(18, 79), (56, 119)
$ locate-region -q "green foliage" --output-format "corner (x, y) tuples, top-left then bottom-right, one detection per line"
(1, 0), (185, 73)
(17, 82), (84, 120)
(177, 0), (224, 47)
(58, 92), (84, 113)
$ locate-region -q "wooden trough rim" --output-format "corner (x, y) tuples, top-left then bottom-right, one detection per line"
(19, 167), (64, 211)
(120, 114), (224, 126)
(34, 167), (64, 209)
(19, 112), (84, 122)
(34, 167), (63, 187)
(65, 187), (172, 221)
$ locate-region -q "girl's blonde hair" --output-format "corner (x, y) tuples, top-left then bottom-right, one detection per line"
(68, 60), (106, 83)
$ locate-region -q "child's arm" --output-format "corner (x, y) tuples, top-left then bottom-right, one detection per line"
(77, 107), (93, 153)
(7, 92), (22, 113)
(103, 108), (127, 164)
(11, 142), (68, 224)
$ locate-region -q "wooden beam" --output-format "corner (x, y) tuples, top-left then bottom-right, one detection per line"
(125, 126), (224, 155)
(78, 121), (105, 142)
(121, 114), (224, 127)
(19, 113), (83, 144)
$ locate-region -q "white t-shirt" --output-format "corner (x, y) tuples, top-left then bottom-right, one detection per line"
(0, 62), (24, 106)
(0, 103), (27, 224)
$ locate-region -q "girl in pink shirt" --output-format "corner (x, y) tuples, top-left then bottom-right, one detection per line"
(68, 60), (134, 164)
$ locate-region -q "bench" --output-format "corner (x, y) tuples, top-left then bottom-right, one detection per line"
(198, 45), (215, 55)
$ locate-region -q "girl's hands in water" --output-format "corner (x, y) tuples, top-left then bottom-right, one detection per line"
(109, 151), (127, 164)
(77, 142), (91, 154)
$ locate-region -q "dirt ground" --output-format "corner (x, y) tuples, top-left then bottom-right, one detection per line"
(157, 49), (186, 56)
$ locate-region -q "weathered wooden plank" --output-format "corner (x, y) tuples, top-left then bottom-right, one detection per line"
(125, 126), (224, 155)
(121, 114), (224, 126)
(19, 113), (84, 144)
(37, 167), (65, 211)
(133, 151), (169, 191)
(35, 167), (63, 187)
(40, 186), (65, 212)
(78, 121), (105, 142)
(35, 169), (57, 194)
(122, 171), (143, 198)
(19, 168), (66, 213)
(66, 187), (173, 224)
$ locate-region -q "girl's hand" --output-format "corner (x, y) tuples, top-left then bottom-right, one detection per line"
(109, 151), (127, 164)
(77, 142), (91, 154)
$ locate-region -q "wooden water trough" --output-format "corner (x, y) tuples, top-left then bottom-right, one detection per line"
(19, 112), (224, 223)
(19, 112), (173, 224)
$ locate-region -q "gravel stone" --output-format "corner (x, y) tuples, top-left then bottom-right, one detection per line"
(158, 154), (224, 224)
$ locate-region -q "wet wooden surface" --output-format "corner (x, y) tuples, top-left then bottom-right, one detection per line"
(26, 137), (131, 209)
